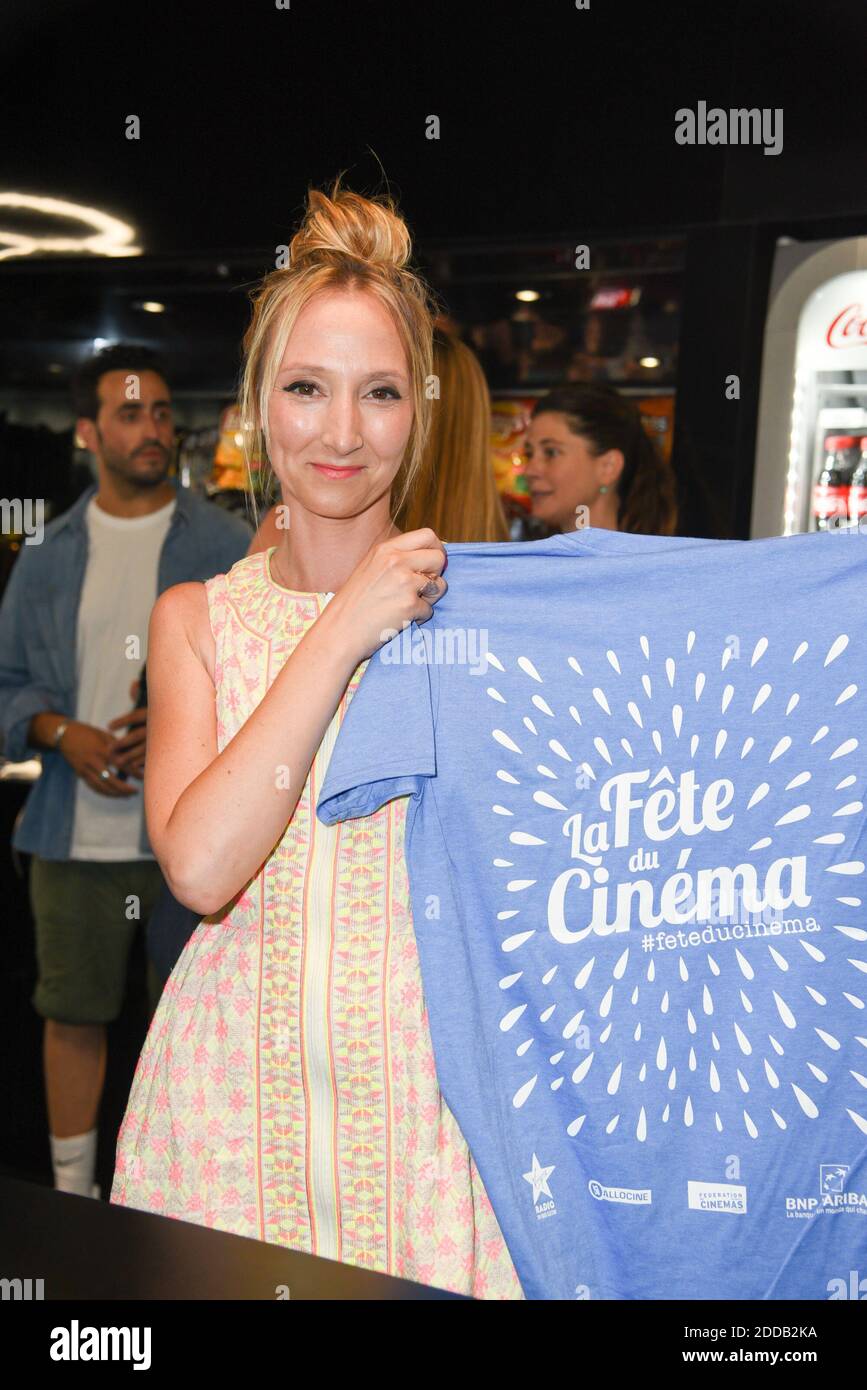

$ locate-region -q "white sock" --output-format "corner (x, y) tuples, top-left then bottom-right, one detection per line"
(50, 1128), (98, 1197)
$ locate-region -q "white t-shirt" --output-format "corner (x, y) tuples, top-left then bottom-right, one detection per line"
(69, 494), (176, 861)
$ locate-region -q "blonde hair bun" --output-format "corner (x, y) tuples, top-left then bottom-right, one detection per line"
(240, 173), (438, 531)
(288, 178), (411, 274)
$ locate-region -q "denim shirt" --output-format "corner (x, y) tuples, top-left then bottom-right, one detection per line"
(0, 479), (254, 860)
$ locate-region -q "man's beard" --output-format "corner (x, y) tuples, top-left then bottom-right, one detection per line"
(99, 437), (172, 486)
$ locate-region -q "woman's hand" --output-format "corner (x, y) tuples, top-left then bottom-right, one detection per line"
(324, 527), (448, 665)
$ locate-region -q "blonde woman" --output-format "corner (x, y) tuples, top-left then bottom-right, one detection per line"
(110, 180), (523, 1300)
(246, 326), (509, 555)
(395, 327), (509, 541)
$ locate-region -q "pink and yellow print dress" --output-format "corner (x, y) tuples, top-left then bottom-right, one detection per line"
(111, 547), (523, 1299)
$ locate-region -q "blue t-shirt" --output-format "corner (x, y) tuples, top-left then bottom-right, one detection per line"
(317, 525), (867, 1301)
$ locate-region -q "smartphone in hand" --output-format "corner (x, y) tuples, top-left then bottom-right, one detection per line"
(114, 664), (148, 783)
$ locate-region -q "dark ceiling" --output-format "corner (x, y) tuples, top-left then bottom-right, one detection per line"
(4, 0), (865, 253)
(1, 0), (865, 398)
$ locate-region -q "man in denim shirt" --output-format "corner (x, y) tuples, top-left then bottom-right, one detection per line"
(0, 344), (252, 1199)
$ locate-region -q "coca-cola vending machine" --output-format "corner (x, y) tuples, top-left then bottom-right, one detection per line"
(751, 236), (867, 537)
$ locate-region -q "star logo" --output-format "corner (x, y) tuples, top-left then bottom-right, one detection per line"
(820, 1164), (849, 1195)
(523, 1153), (556, 1205)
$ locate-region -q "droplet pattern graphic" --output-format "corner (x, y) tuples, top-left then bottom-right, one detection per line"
(481, 628), (867, 1146)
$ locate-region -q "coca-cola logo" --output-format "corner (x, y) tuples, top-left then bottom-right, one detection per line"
(826, 303), (867, 349)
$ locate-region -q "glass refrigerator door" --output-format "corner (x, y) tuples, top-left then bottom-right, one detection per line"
(752, 242), (867, 538)
(793, 280), (867, 534)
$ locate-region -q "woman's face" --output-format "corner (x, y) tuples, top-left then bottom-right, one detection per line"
(523, 411), (612, 530)
(267, 286), (413, 521)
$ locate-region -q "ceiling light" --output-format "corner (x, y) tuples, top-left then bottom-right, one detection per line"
(0, 192), (141, 261)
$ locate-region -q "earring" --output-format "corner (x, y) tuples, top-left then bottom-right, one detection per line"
(599, 484), (609, 495)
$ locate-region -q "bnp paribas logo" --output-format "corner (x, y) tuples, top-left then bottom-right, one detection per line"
(785, 1164), (867, 1218)
(523, 1153), (557, 1220)
(821, 1164), (849, 1196)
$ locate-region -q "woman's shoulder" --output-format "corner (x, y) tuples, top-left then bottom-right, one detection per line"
(152, 580), (218, 684)
(155, 550), (297, 683)
(155, 554), (263, 617)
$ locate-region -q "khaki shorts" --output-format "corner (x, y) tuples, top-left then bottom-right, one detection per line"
(30, 856), (166, 1025)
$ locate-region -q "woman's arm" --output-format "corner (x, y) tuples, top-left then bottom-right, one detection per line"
(145, 529), (446, 916)
(144, 582), (358, 915)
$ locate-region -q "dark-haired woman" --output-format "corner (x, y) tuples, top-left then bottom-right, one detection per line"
(523, 382), (678, 535)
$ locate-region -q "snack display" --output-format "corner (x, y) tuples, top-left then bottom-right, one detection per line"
(490, 396), (536, 511)
(212, 404), (263, 490)
(635, 393), (675, 463)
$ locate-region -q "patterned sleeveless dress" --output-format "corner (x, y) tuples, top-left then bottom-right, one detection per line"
(111, 547), (523, 1299)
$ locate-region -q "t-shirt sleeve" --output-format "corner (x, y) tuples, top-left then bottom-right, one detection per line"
(316, 622), (437, 824)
